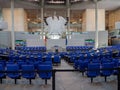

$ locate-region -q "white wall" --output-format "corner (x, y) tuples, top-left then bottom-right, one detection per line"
(26, 39), (44, 47)
(47, 39), (66, 50)
(70, 31), (108, 47)
(2, 8), (27, 31)
(86, 9), (105, 31)
(0, 31), (108, 49)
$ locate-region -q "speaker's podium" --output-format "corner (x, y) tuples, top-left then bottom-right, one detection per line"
(51, 45), (60, 53)
(55, 45), (59, 53)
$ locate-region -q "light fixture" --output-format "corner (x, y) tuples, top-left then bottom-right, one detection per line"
(47, 0), (65, 4)
(27, 18), (30, 21)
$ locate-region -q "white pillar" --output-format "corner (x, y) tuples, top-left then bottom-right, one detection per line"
(41, 0), (44, 39)
(0, 8), (3, 21)
(11, 0), (15, 50)
(85, 9), (105, 31)
(95, 0), (98, 49)
(66, 0), (70, 39)
(67, 8), (70, 39)
(41, 7), (44, 39)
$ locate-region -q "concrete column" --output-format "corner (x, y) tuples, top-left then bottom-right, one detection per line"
(0, 8), (3, 21)
(11, 0), (15, 50)
(67, 8), (70, 39)
(41, 0), (44, 39)
(85, 9), (105, 31)
(3, 8), (26, 31)
(95, 0), (98, 49)
(66, 0), (70, 39)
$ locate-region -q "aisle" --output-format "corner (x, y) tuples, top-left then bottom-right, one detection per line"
(54, 60), (117, 90)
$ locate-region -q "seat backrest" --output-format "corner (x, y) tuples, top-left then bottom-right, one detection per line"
(38, 65), (52, 79)
(22, 64), (35, 71)
(87, 63), (100, 75)
(22, 64), (35, 77)
(38, 65), (52, 70)
(6, 64), (20, 77)
(6, 64), (19, 71)
(0, 64), (5, 73)
(101, 62), (114, 75)
(45, 55), (52, 61)
(88, 63), (100, 70)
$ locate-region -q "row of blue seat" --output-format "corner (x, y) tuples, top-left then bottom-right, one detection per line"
(1, 53), (61, 64)
(0, 64), (52, 84)
(66, 46), (93, 51)
(86, 62), (116, 83)
(64, 45), (120, 82)
(15, 46), (46, 52)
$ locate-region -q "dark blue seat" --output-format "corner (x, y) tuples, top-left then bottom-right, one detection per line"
(112, 59), (119, 75)
(6, 64), (20, 84)
(86, 63), (100, 83)
(38, 65), (52, 84)
(17, 61), (27, 69)
(0, 64), (6, 84)
(78, 60), (88, 75)
(45, 55), (52, 61)
(0, 60), (5, 67)
(53, 55), (61, 64)
(22, 64), (36, 84)
(73, 60), (79, 69)
(69, 55), (76, 63)
(101, 62), (114, 82)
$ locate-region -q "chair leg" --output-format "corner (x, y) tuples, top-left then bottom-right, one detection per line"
(29, 79), (32, 84)
(0, 79), (2, 84)
(82, 72), (84, 76)
(45, 79), (47, 85)
(105, 76), (107, 82)
(15, 79), (17, 84)
(91, 78), (93, 83)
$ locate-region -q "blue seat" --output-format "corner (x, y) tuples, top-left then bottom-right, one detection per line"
(17, 61), (27, 69)
(22, 64), (36, 84)
(86, 63), (100, 83)
(6, 64), (20, 84)
(69, 55), (76, 63)
(101, 62), (114, 82)
(112, 59), (119, 75)
(45, 55), (52, 61)
(0, 64), (6, 84)
(78, 60), (88, 75)
(38, 65), (52, 84)
(53, 55), (61, 64)
(73, 60), (80, 69)
(0, 60), (6, 67)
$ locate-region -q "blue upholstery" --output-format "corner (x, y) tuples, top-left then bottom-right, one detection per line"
(6, 64), (20, 84)
(53, 55), (61, 63)
(0, 64), (6, 83)
(38, 65), (52, 79)
(45, 55), (52, 61)
(17, 61), (27, 69)
(6, 64), (20, 79)
(73, 60), (79, 69)
(22, 64), (36, 84)
(22, 64), (36, 79)
(101, 62), (114, 82)
(78, 60), (88, 75)
(0, 60), (6, 67)
(86, 63), (100, 83)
